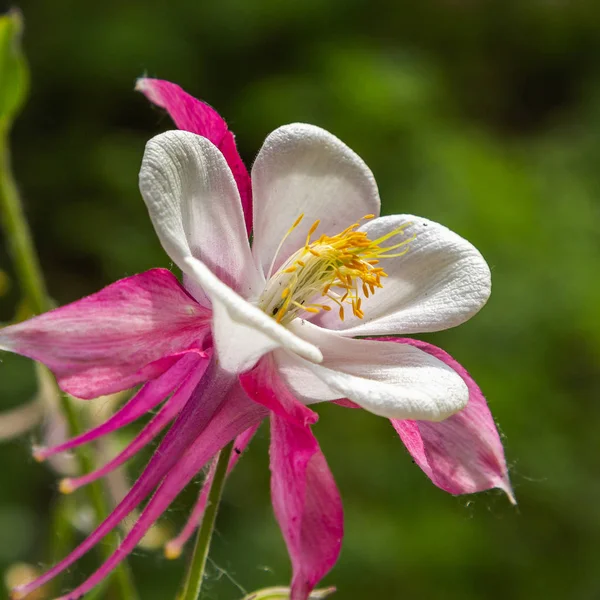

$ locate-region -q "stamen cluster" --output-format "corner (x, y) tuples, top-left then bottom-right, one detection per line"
(258, 215), (414, 325)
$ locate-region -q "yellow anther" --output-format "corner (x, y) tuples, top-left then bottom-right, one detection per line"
(164, 542), (182, 560)
(308, 219), (321, 237)
(292, 213), (305, 228)
(59, 479), (75, 494)
(259, 216), (414, 325)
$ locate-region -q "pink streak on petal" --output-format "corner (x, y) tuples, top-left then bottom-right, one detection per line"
(240, 356), (318, 427)
(270, 411), (344, 600)
(136, 78), (252, 233)
(0, 269), (210, 399)
(167, 422), (260, 552)
(11, 358), (235, 599)
(64, 354), (210, 492)
(379, 337), (514, 502)
(332, 398), (361, 409)
(36, 352), (203, 461)
(40, 387), (267, 600)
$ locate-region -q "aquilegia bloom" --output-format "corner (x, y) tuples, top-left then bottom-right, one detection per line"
(0, 80), (513, 600)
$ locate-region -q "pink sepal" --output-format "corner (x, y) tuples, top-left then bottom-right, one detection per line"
(250, 364), (343, 600)
(63, 353), (210, 492)
(270, 411), (343, 600)
(240, 356), (318, 427)
(0, 269), (210, 398)
(35, 352), (205, 460)
(379, 338), (514, 502)
(136, 78), (252, 233)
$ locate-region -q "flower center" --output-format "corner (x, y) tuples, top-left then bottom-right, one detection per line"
(258, 214), (414, 325)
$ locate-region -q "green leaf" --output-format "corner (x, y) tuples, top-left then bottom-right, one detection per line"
(0, 9), (29, 130)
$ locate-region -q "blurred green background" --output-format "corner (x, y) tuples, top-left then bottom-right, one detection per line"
(1, 1), (599, 599)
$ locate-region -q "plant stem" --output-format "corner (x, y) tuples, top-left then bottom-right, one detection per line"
(0, 127), (138, 600)
(181, 442), (234, 600)
(0, 126), (48, 314)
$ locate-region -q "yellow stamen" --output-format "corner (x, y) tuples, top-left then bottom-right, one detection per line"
(258, 214), (414, 325)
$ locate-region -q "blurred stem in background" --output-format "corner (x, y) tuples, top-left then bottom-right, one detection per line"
(180, 442), (234, 600)
(0, 10), (138, 600)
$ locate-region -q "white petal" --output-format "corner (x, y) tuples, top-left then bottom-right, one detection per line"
(251, 123), (381, 277)
(183, 257), (322, 373)
(139, 130), (263, 299)
(313, 215), (491, 336)
(282, 321), (468, 421)
(274, 347), (340, 404)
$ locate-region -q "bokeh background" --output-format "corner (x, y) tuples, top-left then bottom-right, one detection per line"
(1, 1), (599, 599)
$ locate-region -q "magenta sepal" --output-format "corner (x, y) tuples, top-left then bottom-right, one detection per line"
(270, 411), (343, 600)
(240, 356), (318, 428)
(0, 269), (210, 399)
(136, 78), (252, 234)
(62, 353), (211, 492)
(380, 338), (515, 502)
(242, 359), (343, 600)
(35, 352), (206, 462)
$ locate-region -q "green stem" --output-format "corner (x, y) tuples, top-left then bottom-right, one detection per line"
(0, 126), (48, 314)
(181, 442), (234, 600)
(0, 126), (138, 600)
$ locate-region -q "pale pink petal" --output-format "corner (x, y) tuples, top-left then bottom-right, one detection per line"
(0, 269), (210, 398)
(15, 384), (268, 600)
(240, 355), (318, 427)
(136, 78), (252, 232)
(271, 410), (343, 600)
(313, 215), (491, 336)
(34, 352), (204, 461)
(165, 422), (261, 557)
(140, 131), (262, 300)
(251, 123), (380, 277)
(382, 338), (514, 502)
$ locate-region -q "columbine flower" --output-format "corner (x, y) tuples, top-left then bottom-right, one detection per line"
(0, 80), (513, 600)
